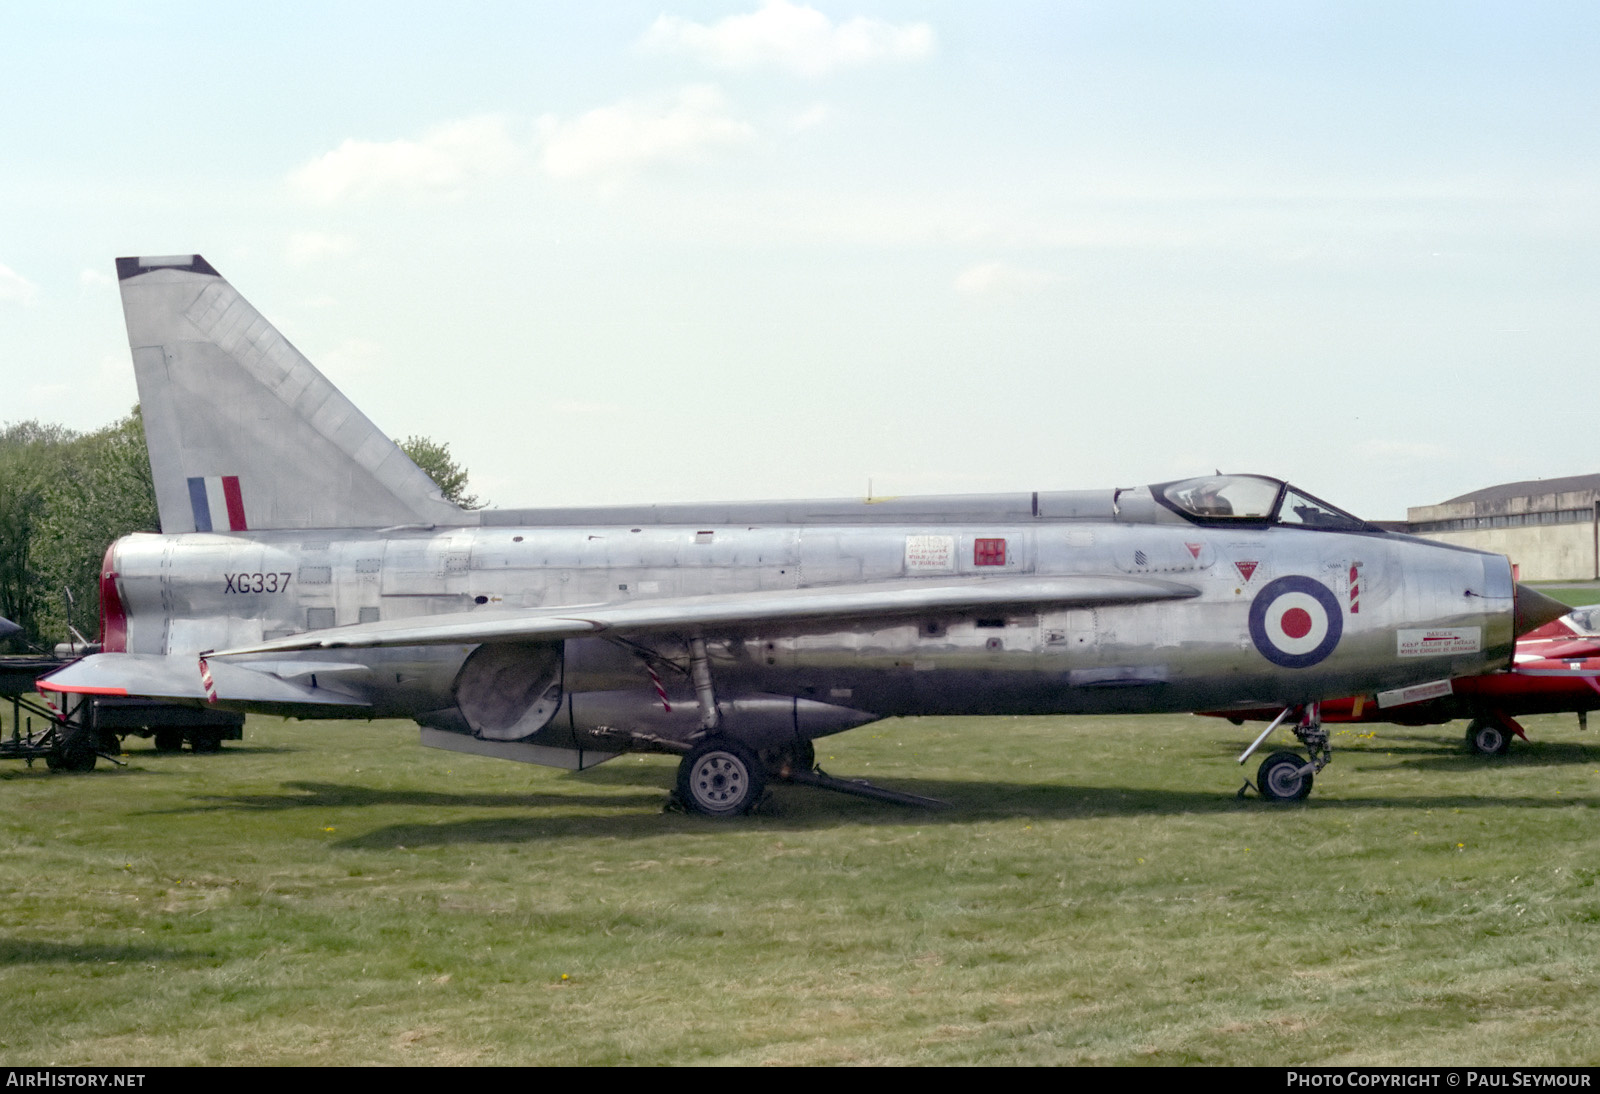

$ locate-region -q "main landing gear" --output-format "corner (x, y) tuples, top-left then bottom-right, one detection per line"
(677, 738), (766, 817)
(671, 735), (947, 816)
(659, 637), (945, 817)
(1239, 703), (1330, 803)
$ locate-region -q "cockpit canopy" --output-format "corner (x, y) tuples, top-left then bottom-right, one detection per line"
(1563, 605), (1600, 636)
(1155, 475), (1370, 531)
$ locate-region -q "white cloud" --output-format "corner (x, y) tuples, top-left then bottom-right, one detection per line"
(538, 86), (754, 180)
(550, 398), (628, 417)
(79, 268), (114, 288)
(1355, 439), (1456, 462)
(790, 103), (831, 131)
(286, 231), (356, 265)
(643, 1), (934, 77)
(0, 264), (38, 306)
(953, 261), (1059, 296)
(288, 116), (521, 204)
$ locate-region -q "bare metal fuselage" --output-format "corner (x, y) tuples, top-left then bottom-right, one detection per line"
(103, 487), (1516, 761)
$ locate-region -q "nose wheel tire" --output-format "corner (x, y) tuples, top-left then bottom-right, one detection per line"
(1466, 718), (1513, 756)
(1258, 750), (1313, 802)
(677, 738), (765, 816)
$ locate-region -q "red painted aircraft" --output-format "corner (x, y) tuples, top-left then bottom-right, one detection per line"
(1211, 604), (1600, 755)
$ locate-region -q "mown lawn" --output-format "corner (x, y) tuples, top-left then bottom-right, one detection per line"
(2, 709), (1598, 1065)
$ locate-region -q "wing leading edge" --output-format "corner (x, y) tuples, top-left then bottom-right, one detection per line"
(211, 574), (1202, 657)
(39, 653), (371, 712)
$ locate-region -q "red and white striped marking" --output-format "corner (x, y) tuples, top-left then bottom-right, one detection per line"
(198, 656), (218, 704)
(1348, 563), (1361, 615)
(646, 664), (672, 712)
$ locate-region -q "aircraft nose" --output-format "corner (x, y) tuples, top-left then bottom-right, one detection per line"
(1514, 585), (1570, 637)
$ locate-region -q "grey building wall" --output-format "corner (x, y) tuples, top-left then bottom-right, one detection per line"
(1404, 475), (1600, 582)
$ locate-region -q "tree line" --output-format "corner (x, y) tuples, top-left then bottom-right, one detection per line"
(0, 411), (479, 649)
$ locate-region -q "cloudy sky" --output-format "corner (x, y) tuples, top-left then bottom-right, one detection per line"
(3, 2), (1597, 519)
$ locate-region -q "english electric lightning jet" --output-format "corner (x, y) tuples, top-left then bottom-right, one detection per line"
(38, 255), (1568, 812)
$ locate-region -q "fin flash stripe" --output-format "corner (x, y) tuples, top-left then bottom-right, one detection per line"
(188, 476), (248, 532)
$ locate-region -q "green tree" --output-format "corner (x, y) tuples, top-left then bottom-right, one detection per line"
(0, 420), (79, 646)
(29, 411), (159, 644)
(397, 435), (484, 510)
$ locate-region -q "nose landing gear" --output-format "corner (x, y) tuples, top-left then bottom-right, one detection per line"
(1238, 704), (1330, 803)
(1465, 713), (1520, 756)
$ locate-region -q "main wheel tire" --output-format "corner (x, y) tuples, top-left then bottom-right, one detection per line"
(1257, 750), (1313, 802)
(1466, 718), (1512, 756)
(47, 744), (97, 773)
(189, 733), (223, 754)
(153, 730), (184, 753)
(46, 724), (99, 773)
(677, 738), (765, 816)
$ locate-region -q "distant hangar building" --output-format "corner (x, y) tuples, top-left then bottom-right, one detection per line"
(1403, 474), (1600, 582)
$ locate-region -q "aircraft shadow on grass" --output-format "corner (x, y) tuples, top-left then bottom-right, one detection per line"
(128, 744), (300, 757)
(153, 781), (667, 816)
(0, 745), (302, 780)
(129, 768), (1591, 847)
(1375, 731), (1600, 773)
(0, 937), (204, 968)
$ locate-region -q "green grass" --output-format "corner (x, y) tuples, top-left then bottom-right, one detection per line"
(1533, 586), (1600, 609)
(3, 711), (1599, 1065)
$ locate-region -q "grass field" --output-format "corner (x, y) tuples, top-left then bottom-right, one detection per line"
(3, 703), (1599, 1066)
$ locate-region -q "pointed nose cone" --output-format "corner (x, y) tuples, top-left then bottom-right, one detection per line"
(1514, 585), (1570, 637)
(0, 616), (19, 641)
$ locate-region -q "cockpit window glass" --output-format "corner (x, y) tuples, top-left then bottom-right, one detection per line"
(1276, 488), (1367, 531)
(1565, 606), (1600, 635)
(1161, 476), (1282, 520)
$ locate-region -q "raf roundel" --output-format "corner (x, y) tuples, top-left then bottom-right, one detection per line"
(1248, 575), (1343, 669)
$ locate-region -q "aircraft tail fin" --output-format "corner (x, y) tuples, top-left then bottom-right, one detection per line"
(117, 254), (467, 533)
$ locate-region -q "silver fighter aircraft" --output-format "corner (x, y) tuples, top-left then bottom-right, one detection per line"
(39, 255), (1567, 813)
